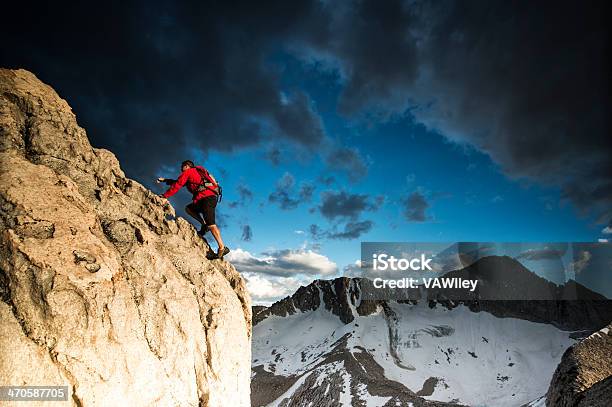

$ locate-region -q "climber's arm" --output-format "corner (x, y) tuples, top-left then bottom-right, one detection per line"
(162, 171), (189, 198)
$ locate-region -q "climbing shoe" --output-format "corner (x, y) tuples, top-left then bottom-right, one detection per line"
(217, 246), (230, 260)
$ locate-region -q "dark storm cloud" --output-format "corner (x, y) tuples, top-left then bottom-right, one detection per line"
(402, 191), (429, 222)
(3, 1), (609, 223)
(415, 1), (611, 224)
(0, 0), (329, 184)
(294, 0), (611, 223)
(318, 191), (381, 220)
(241, 225), (253, 241)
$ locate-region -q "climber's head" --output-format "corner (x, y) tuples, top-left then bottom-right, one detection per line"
(181, 160), (195, 172)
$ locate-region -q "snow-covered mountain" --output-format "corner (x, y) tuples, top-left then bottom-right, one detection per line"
(251, 256), (612, 406)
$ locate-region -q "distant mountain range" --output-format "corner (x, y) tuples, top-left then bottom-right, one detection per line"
(251, 256), (612, 406)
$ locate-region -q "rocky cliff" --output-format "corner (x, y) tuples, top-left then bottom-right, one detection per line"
(545, 324), (612, 406)
(0, 69), (252, 406)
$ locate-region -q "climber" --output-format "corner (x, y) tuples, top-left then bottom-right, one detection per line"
(157, 160), (229, 260)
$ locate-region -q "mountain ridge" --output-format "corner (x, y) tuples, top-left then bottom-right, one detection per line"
(255, 255), (612, 332)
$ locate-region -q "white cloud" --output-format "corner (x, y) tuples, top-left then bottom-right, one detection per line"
(243, 273), (303, 305)
(602, 226), (612, 235)
(342, 260), (363, 277)
(228, 247), (338, 305)
(571, 250), (592, 274)
(227, 248), (338, 277)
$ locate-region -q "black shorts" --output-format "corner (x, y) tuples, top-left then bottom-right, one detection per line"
(188, 196), (217, 225)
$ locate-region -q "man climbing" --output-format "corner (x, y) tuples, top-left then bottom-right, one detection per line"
(157, 160), (229, 259)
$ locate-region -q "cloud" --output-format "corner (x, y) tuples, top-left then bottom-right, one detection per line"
(237, 184), (253, 202)
(342, 260), (363, 277)
(318, 175), (336, 187)
(228, 184), (254, 208)
(516, 247), (565, 261)
(295, 0), (611, 224)
(299, 183), (315, 201)
(309, 224), (325, 240)
(268, 172), (314, 210)
(0, 1), (329, 184)
(4, 1), (609, 224)
(309, 220), (373, 240)
(265, 147), (282, 166)
(327, 220), (373, 240)
(602, 226), (612, 235)
(324, 146), (368, 182)
(242, 272), (303, 305)
(571, 250), (592, 275)
(314, 191), (381, 239)
(268, 172), (300, 210)
(241, 225), (252, 241)
(401, 191), (429, 222)
(318, 190), (381, 220)
(227, 247), (337, 277)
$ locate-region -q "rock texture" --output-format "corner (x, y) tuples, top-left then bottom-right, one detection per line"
(545, 324), (612, 406)
(0, 69), (251, 406)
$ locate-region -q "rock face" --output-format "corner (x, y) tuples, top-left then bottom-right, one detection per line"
(0, 69), (252, 406)
(253, 278), (367, 326)
(545, 324), (612, 406)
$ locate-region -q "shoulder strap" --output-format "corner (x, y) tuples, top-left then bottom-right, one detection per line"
(195, 167), (221, 197)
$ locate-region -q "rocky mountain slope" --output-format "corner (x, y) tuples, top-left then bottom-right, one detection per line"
(0, 68), (252, 406)
(252, 257), (612, 406)
(545, 324), (611, 406)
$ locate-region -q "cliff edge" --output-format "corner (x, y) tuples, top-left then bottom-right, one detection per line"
(0, 68), (251, 406)
(545, 324), (611, 406)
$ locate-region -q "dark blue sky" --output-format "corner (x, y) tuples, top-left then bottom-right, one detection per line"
(2, 0), (609, 303)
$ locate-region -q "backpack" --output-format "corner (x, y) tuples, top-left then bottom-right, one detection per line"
(195, 167), (223, 202)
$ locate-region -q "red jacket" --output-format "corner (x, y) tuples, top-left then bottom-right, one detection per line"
(162, 166), (217, 202)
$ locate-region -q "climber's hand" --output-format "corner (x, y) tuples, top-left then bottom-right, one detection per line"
(156, 177), (165, 184)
